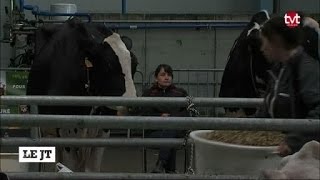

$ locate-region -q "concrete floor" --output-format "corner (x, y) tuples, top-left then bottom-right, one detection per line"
(37, 146), (188, 173)
(101, 147), (187, 173)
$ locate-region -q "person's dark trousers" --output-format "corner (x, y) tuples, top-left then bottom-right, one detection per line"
(146, 130), (184, 172)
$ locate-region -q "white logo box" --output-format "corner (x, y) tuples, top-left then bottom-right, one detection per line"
(19, 147), (56, 163)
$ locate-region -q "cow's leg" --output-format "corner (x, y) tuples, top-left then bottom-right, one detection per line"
(225, 108), (247, 118)
(59, 128), (84, 172)
(40, 128), (59, 172)
(61, 147), (80, 171)
(84, 130), (110, 172)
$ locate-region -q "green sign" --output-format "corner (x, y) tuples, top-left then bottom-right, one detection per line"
(0, 71), (29, 114)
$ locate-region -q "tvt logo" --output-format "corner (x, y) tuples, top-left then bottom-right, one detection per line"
(19, 147), (55, 162)
(284, 11), (301, 28)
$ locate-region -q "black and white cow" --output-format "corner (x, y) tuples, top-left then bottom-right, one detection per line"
(219, 10), (271, 116)
(219, 12), (319, 117)
(26, 18), (137, 172)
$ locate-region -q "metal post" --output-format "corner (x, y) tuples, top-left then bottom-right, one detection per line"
(273, 0), (280, 15)
(187, 70), (190, 93)
(29, 105), (40, 172)
(196, 73), (199, 96)
(9, 0), (14, 24)
(142, 129), (147, 173)
(213, 28), (217, 116)
(122, 0), (127, 15)
(206, 71), (210, 116)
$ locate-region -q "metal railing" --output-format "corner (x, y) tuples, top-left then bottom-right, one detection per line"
(5, 172), (256, 180)
(1, 95), (319, 180)
(1, 96), (318, 149)
(0, 138), (187, 148)
(1, 114), (318, 132)
(0, 96), (262, 107)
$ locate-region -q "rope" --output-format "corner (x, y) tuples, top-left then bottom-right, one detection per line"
(185, 96), (199, 174)
(186, 96), (200, 117)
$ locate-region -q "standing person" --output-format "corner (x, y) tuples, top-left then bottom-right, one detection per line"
(258, 16), (320, 157)
(141, 64), (188, 173)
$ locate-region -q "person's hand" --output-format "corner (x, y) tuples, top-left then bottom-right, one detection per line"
(277, 141), (292, 157)
(161, 113), (170, 117)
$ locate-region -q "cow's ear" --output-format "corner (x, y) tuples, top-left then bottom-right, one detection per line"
(121, 36), (133, 50)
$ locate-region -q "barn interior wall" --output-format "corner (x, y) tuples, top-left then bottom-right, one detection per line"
(5, 0), (320, 14)
(117, 28), (241, 98)
(0, 0), (319, 97)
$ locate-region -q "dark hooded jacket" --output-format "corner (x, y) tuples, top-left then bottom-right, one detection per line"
(140, 84), (189, 117)
(256, 47), (320, 153)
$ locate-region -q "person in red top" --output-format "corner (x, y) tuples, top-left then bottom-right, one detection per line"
(141, 64), (188, 173)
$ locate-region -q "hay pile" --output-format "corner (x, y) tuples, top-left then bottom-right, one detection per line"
(206, 130), (285, 146)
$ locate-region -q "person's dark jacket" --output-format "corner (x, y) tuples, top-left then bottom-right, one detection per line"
(256, 47), (320, 153)
(140, 84), (189, 117)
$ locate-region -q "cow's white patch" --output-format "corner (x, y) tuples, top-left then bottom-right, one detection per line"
(247, 10), (269, 36)
(247, 22), (260, 36)
(261, 10), (270, 20)
(103, 33), (137, 98)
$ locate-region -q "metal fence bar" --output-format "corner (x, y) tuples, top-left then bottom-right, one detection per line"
(0, 138), (187, 147)
(1, 114), (319, 132)
(0, 68), (31, 71)
(187, 70), (190, 93)
(6, 172), (256, 180)
(0, 96), (264, 108)
(29, 105), (40, 172)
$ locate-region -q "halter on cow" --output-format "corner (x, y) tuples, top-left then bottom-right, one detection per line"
(26, 18), (138, 171)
